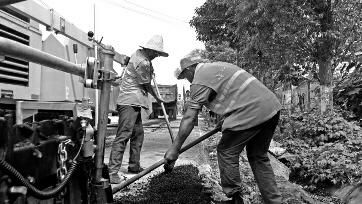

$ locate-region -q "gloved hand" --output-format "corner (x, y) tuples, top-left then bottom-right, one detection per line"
(164, 147), (179, 173)
(111, 78), (122, 86)
(215, 118), (224, 131)
(157, 98), (172, 104)
(164, 160), (175, 173)
(156, 98), (166, 104)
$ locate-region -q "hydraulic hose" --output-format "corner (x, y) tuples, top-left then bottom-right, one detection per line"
(0, 159), (78, 199)
(0, 121), (89, 199)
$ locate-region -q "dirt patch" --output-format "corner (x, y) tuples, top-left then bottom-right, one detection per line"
(114, 165), (212, 204)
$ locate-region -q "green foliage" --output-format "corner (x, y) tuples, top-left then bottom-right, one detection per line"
(296, 112), (356, 145)
(188, 41), (238, 65)
(288, 139), (362, 191)
(203, 41), (238, 64)
(190, 0), (239, 48)
(190, 0), (362, 86)
(275, 64), (312, 87)
(280, 111), (362, 191)
(334, 64), (362, 122)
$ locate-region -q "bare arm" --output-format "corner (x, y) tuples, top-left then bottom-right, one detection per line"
(164, 108), (199, 161)
(142, 83), (165, 103)
(164, 84), (214, 170)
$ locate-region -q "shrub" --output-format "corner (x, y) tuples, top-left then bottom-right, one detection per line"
(280, 110), (362, 191)
(296, 111), (357, 146)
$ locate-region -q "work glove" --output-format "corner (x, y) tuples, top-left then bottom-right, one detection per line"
(164, 161), (175, 173)
(157, 98), (172, 104)
(215, 118), (224, 131)
(156, 98), (166, 104)
(164, 147), (179, 173)
(110, 78), (122, 86)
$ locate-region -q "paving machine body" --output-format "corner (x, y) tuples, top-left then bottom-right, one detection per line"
(0, 1), (129, 203)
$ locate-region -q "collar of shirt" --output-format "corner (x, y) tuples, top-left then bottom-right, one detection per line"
(195, 62), (204, 74)
(138, 49), (152, 61)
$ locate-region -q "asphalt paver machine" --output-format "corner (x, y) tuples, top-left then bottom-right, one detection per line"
(0, 1), (222, 203)
(0, 1), (130, 203)
(0, 28), (123, 204)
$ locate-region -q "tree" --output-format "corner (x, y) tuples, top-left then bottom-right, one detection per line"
(190, 0), (362, 114)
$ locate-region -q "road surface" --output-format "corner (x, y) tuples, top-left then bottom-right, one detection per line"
(104, 116), (206, 179)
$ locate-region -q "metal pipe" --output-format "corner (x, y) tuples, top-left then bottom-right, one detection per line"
(93, 46), (114, 204)
(93, 5), (99, 130)
(0, 0), (27, 6)
(0, 37), (84, 77)
(152, 76), (175, 143)
(94, 46), (114, 180)
(111, 127), (221, 193)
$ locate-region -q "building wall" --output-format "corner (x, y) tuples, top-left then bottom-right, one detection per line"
(277, 80), (320, 112)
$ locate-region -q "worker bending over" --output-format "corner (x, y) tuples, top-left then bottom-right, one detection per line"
(164, 56), (282, 204)
(109, 35), (168, 184)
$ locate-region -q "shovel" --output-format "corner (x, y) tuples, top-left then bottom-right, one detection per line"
(111, 126), (221, 193)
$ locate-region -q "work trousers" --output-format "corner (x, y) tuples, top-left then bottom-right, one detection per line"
(108, 105), (144, 174)
(217, 112), (282, 204)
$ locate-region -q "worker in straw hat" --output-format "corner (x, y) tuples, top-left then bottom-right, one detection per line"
(164, 56), (282, 204)
(109, 35), (169, 184)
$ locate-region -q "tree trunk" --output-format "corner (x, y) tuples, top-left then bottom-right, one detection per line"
(235, 47), (239, 67)
(318, 60), (333, 115)
(307, 80), (311, 111)
(290, 83), (294, 114)
(283, 83), (292, 117)
(310, 0), (333, 115)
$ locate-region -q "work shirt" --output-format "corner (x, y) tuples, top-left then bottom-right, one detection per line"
(188, 62), (281, 131)
(117, 50), (153, 109)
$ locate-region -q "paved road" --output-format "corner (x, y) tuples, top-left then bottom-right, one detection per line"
(104, 116), (205, 177)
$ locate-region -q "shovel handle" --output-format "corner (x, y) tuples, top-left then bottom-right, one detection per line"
(152, 76), (175, 143)
(159, 102), (174, 142)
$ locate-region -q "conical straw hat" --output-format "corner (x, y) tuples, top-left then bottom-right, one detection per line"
(140, 35), (168, 57)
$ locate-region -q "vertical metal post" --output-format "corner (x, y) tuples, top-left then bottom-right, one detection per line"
(95, 53), (99, 129)
(15, 101), (23, 125)
(93, 3), (99, 129)
(93, 45), (114, 203)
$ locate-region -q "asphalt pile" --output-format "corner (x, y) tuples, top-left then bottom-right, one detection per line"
(115, 165), (212, 204)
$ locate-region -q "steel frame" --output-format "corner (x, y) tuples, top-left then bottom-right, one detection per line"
(15, 101), (76, 124)
(0, 34), (115, 203)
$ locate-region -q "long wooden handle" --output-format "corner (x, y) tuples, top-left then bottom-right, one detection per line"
(152, 76), (175, 143)
(160, 102), (174, 142)
(111, 127), (221, 193)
